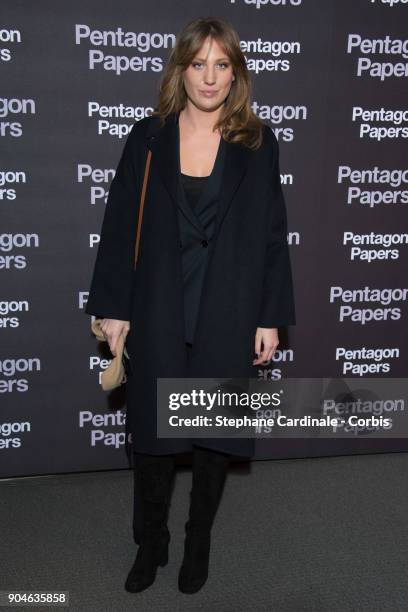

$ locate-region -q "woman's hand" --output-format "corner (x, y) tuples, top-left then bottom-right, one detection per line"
(253, 327), (279, 365)
(100, 319), (130, 356)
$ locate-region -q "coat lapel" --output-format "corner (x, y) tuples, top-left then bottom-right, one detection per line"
(212, 129), (251, 240)
(145, 111), (251, 240)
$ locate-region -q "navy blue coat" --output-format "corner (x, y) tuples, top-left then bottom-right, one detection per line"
(85, 111), (296, 457)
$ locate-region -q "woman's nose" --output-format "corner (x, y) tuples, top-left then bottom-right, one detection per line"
(203, 68), (216, 84)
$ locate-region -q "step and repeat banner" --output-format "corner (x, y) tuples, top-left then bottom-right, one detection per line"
(2, 0), (407, 477)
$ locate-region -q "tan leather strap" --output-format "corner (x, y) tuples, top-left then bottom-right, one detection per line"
(134, 148), (152, 267)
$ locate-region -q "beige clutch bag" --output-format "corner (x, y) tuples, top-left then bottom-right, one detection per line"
(89, 147), (152, 391)
(91, 318), (129, 391)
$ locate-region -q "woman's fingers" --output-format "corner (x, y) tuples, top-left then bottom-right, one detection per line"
(109, 332), (119, 356)
(254, 333), (262, 359)
(254, 345), (272, 365)
(253, 328), (279, 365)
(109, 328), (127, 357)
(100, 319), (130, 357)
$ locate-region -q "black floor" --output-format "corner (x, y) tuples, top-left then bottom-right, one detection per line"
(2, 452), (408, 612)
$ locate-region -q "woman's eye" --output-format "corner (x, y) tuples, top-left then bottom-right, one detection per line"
(191, 62), (230, 69)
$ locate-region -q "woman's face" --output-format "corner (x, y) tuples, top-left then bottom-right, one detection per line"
(183, 36), (235, 112)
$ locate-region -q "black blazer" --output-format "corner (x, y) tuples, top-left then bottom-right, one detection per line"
(175, 115), (226, 343)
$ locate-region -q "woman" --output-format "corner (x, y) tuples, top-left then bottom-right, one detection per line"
(85, 17), (296, 594)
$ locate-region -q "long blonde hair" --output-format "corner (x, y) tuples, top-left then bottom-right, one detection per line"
(151, 16), (265, 150)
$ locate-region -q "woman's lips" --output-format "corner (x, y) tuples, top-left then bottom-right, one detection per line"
(199, 90), (218, 97)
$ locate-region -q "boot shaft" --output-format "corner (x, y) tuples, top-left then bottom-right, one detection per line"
(187, 446), (230, 531)
(133, 452), (176, 531)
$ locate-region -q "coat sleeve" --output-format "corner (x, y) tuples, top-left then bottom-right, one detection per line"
(257, 128), (296, 328)
(84, 124), (142, 321)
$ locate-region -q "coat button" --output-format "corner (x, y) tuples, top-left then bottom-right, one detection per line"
(201, 239), (208, 248)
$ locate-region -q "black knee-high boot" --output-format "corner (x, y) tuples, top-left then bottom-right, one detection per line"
(178, 445), (230, 594)
(132, 463), (142, 545)
(125, 452), (176, 593)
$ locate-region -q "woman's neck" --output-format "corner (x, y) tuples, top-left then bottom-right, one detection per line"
(179, 105), (223, 135)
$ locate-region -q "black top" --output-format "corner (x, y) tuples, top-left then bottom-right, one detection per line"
(180, 173), (209, 211)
